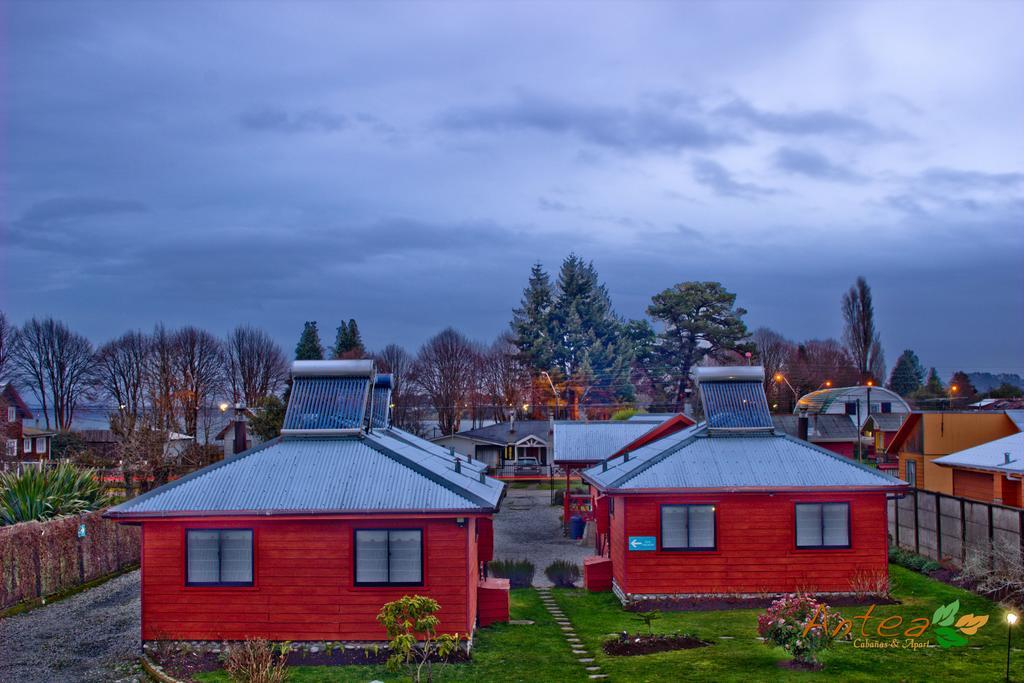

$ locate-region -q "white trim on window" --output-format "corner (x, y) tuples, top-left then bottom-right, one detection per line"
(5, 439), (16, 457)
(24, 438), (32, 453)
(35, 438), (45, 455)
(6, 406), (15, 422)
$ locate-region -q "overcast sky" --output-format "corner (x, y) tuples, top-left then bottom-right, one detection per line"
(2, 1), (1022, 377)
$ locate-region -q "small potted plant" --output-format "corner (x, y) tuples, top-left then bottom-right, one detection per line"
(757, 594), (846, 670)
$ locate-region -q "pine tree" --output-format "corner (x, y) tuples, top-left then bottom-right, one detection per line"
(949, 371), (977, 402)
(647, 281), (749, 410)
(887, 349), (924, 396)
(346, 320), (364, 355)
(332, 319), (365, 359)
(924, 367), (944, 394)
(510, 262), (556, 371)
(295, 321), (324, 360)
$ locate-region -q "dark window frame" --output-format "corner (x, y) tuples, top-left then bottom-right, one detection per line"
(905, 460), (917, 488)
(354, 528), (425, 587)
(184, 528), (255, 587)
(794, 502), (851, 550)
(659, 504), (717, 551)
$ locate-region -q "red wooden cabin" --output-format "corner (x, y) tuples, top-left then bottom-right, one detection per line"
(581, 367), (906, 602)
(1, 383), (55, 471)
(107, 361), (507, 642)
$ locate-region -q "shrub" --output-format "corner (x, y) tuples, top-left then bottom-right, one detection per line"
(377, 595), (461, 683)
(757, 594), (846, 665)
(610, 408), (642, 421)
(490, 559), (535, 588)
(888, 546), (940, 574)
(545, 560), (581, 587)
(0, 464), (112, 525)
(224, 638), (288, 683)
(849, 569), (893, 600)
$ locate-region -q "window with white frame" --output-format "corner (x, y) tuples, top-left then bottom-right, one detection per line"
(355, 529), (423, 585)
(6, 406), (15, 422)
(35, 438), (45, 454)
(660, 504), (716, 550)
(5, 440), (17, 457)
(24, 438), (32, 453)
(795, 503), (850, 548)
(186, 529), (253, 585)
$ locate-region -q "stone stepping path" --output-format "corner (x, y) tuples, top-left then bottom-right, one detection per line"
(537, 587), (609, 681)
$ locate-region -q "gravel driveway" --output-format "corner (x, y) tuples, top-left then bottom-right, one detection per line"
(493, 487), (593, 586)
(0, 571), (142, 683)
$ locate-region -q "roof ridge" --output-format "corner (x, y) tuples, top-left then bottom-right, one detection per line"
(774, 432), (905, 485)
(362, 434), (497, 509)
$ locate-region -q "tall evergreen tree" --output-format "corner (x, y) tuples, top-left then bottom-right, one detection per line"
(924, 367), (944, 394)
(647, 281), (749, 410)
(510, 262), (555, 371)
(887, 349), (925, 396)
(841, 276), (886, 383)
(549, 255), (633, 412)
(948, 371), (978, 402)
(295, 321), (324, 360)
(332, 318), (365, 359)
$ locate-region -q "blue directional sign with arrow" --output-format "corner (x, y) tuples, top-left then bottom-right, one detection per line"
(628, 536), (656, 551)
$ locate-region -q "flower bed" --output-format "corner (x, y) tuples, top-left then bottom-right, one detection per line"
(602, 632), (711, 656)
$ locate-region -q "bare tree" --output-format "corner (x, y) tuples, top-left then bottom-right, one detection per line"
(841, 277), (886, 383)
(375, 343), (418, 431)
(412, 328), (480, 436)
(224, 325), (289, 406)
(94, 330), (153, 439)
(0, 311), (12, 381)
(481, 334), (530, 423)
(171, 326), (225, 438)
(11, 317), (95, 430)
(787, 339), (859, 399)
(752, 327), (795, 409)
(147, 324), (180, 432)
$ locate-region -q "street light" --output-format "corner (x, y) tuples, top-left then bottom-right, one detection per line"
(218, 402), (229, 413)
(1008, 612), (1018, 683)
(540, 371), (560, 421)
(773, 373), (799, 408)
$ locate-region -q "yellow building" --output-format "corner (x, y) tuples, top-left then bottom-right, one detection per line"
(890, 411), (1020, 495)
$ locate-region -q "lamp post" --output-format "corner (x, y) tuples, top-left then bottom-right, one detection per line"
(773, 373), (799, 412)
(1008, 612), (1018, 683)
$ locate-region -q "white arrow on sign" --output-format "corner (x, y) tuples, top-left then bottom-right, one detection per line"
(630, 538), (643, 549)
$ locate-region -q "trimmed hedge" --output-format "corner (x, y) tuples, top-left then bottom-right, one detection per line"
(0, 509), (139, 610)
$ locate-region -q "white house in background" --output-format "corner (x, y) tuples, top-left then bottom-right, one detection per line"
(796, 385), (911, 430)
(430, 420), (552, 469)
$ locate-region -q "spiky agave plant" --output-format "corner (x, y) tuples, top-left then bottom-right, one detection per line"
(0, 463), (112, 525)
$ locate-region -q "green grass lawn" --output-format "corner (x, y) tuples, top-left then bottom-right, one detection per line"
(552, 565), (1015, 683)
(194, 588), (587, 682)
(194, 566), (1017, 682)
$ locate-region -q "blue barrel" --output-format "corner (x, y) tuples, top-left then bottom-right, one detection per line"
(569, 515), (585, 539)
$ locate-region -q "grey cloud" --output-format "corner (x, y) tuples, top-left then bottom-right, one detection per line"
(717, 98), (900, 142)
(9, 197), (148, 251)
(239, 106), (349, 133)
(920, 167), (1024, 190)
(691, 159), (775, 199)
(438, 93), (742, 153)
(773, 147), (865, 183)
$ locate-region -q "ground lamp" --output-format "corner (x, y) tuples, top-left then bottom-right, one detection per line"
(1008, 611), (1018, 683)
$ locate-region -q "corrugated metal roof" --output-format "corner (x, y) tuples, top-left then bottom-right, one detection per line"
(583, 426), (904, 491)
(933, 431), (1024, 474)
(699, 381), (774, 430)
(282, 377), (369, 431)
(1006, 410), (1024, 431)
(626, 413), (676, 422)
(772, 414), (859, 441)
(796, 386), (910, 415)
(108, 432), (504, 517)
(861, 413), (907, 432)
(553, 421), (664, 463)
(381, 427), (488, 474)
(441, 420), (552, 446)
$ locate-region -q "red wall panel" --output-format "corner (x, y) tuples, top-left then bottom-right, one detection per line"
(615, 491), (889, 596)
(140, 516), (480, 641)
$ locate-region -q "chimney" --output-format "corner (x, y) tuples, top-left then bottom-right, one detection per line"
(798, 407), (809, 442)
(1007, 452), (1013, 465)
(233, 403), (248, 455)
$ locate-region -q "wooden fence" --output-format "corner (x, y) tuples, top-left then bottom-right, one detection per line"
(888, 488), (1022, 567)
(0, 509), (140, 611)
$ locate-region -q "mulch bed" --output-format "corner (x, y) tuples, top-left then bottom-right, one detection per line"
(152, 646), (469, 681)
(777, 660), (824, 672)
(602, 632), (711, 656)
(626, 594), (899, 612)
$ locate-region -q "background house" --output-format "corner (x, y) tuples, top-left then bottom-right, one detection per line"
(929, 411), (1024, 505)
(889, 411), (1021, 492)
(772, 414), (861, 458)
(1, 383), (55, 471)
(431, 420), (552, 469)
(796, 385), (911, 430)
